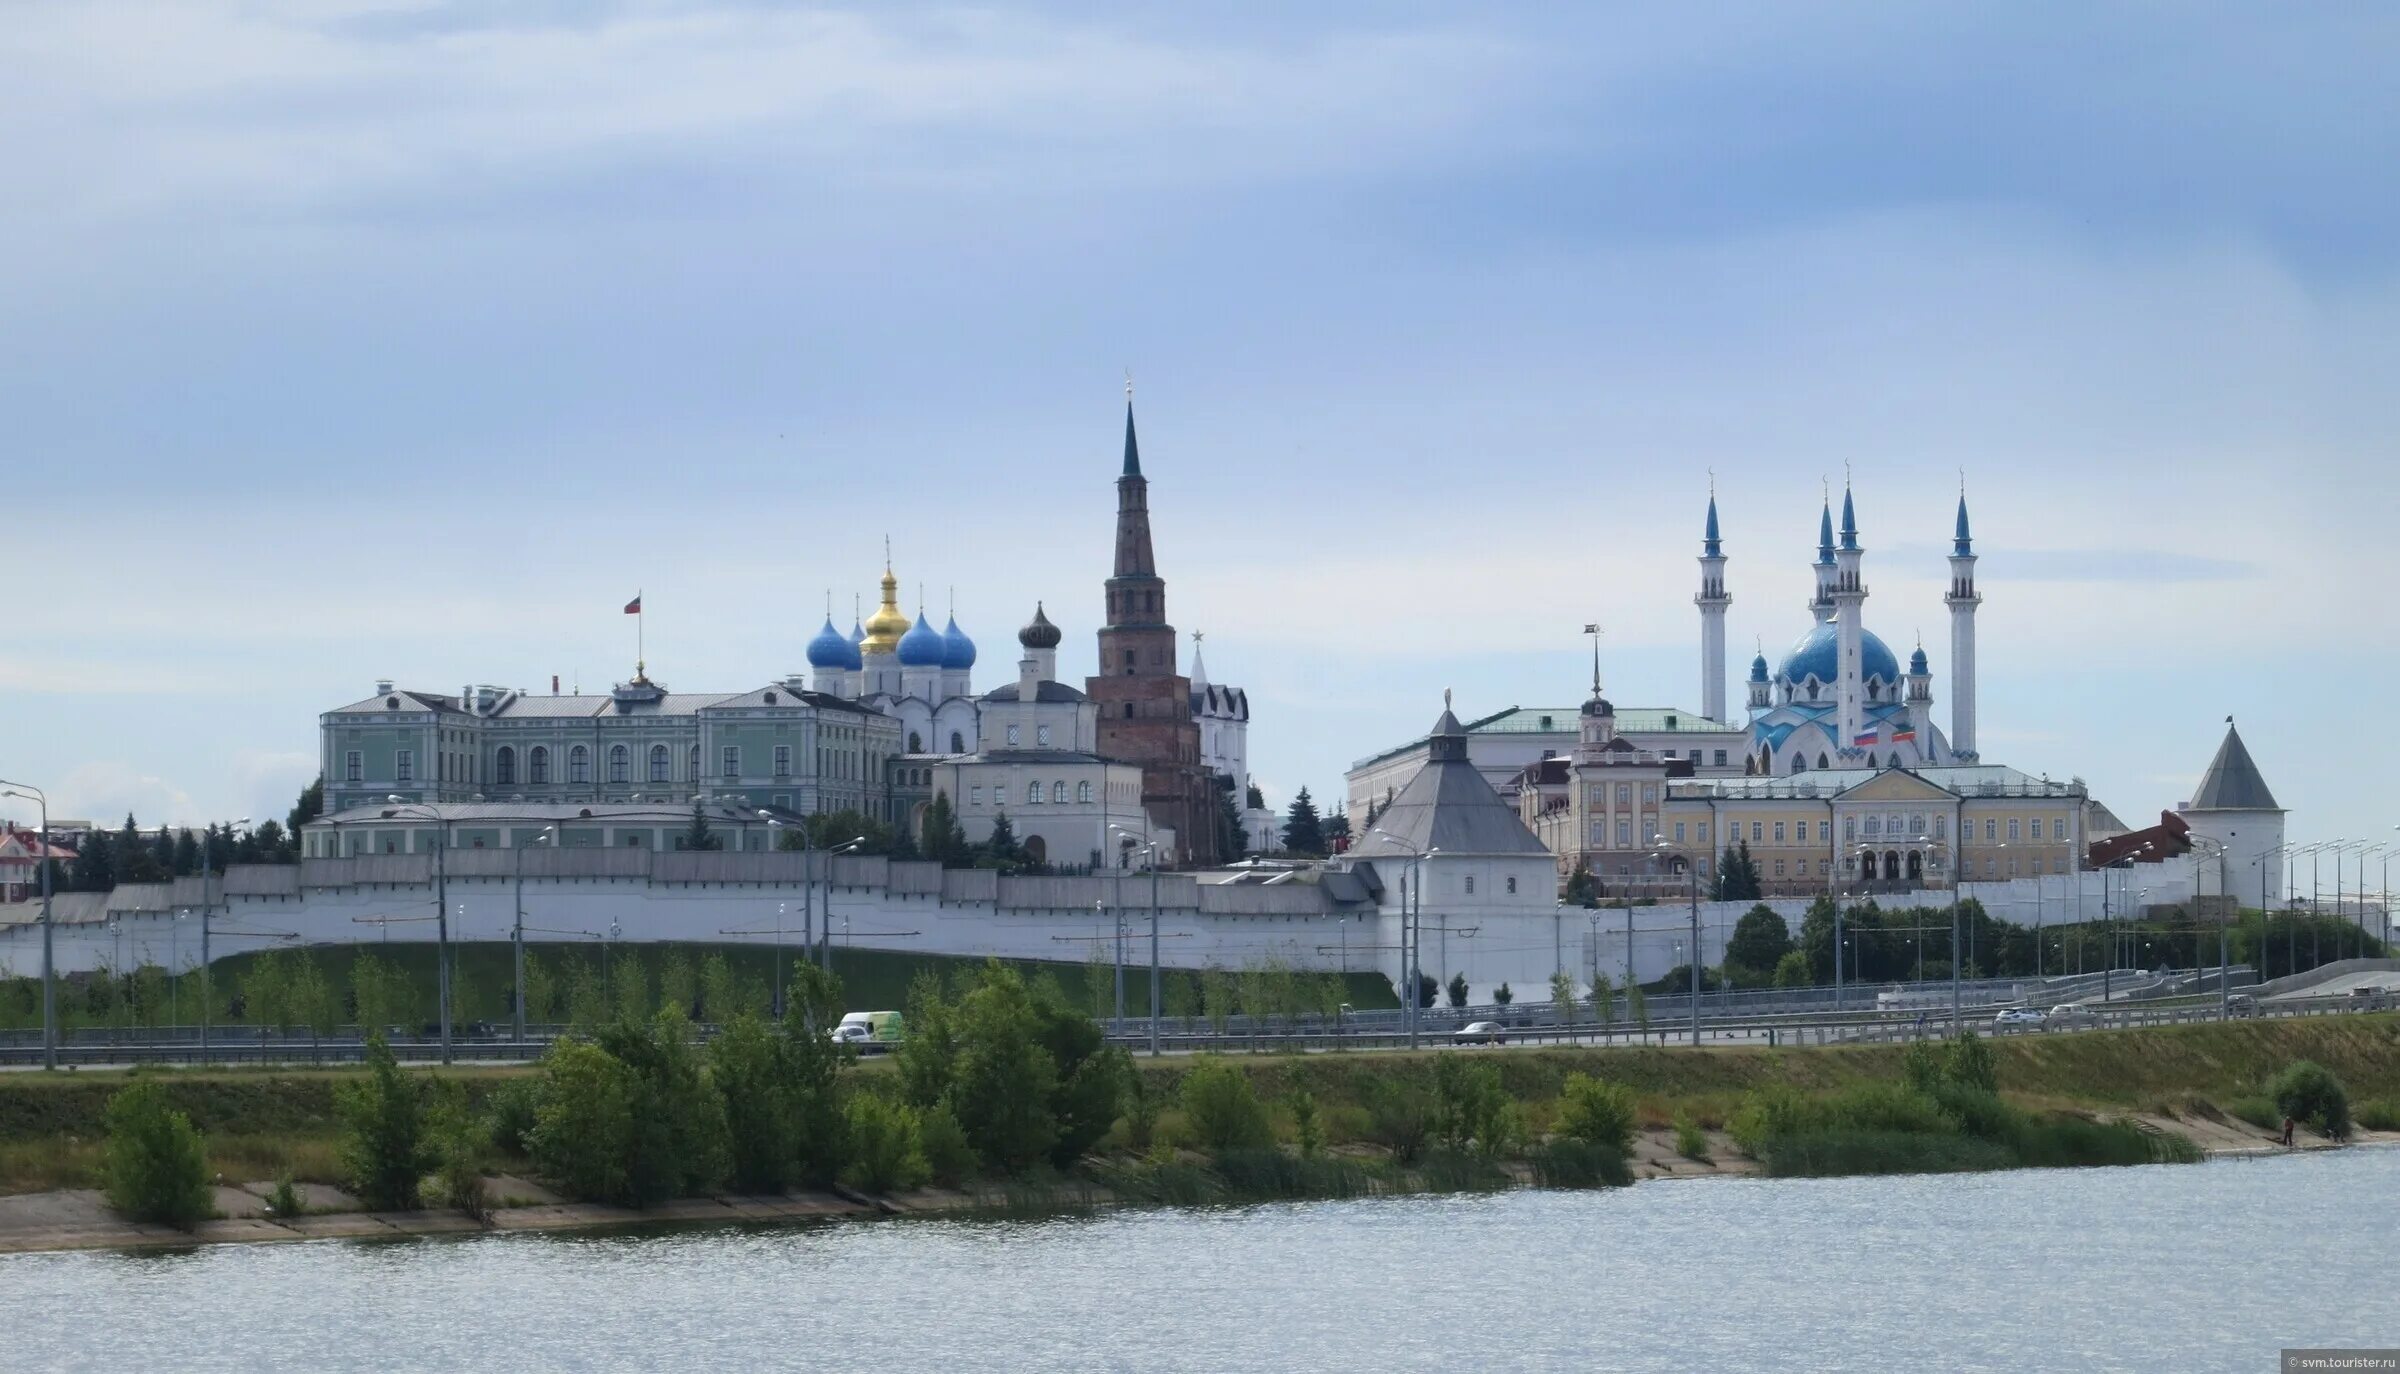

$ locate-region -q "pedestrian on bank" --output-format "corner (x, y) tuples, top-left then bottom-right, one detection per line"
(2281, 1115), (2296, 1148)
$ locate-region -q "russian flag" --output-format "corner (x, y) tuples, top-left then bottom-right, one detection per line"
(1853, 727), (1878, 746)
(624, 594), (642, 615)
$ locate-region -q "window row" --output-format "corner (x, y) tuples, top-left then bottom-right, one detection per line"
(967, 780), (1095, 808)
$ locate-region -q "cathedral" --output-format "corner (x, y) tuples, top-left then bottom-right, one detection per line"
(1717, 483), (1983, 777)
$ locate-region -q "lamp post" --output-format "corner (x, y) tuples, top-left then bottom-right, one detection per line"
(193, 816), (250, 1064)
(1372, 829), (1437, 1049)
(1112, 824), (1164, 1056)
(0, 783), (56, 1070)
(2356, 842), (2387, 961)
(512, 826), (553, 1043)
(2185, 836), (2227, 1018)
(383, 799), (453, 1063)
(820, 836), (868, 973)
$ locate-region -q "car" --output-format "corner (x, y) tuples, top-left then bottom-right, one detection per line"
(1452, 1021), (1505, 1046)
(2047, 1004), (2099, 1029)
(2226, 993), (2259, 1018)
(1991, 1007), (2045, 1031)
(829, 1023), (871, 1045)
(2347, 986), (2392, 1010)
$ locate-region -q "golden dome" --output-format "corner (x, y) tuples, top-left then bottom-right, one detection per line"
(861, 567), (910, 656)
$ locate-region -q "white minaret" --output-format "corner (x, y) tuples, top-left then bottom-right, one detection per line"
(1810, 494), (1837, 625)
(1833, 483), (1868, 757)
(1945, 489), (1981, 760)
(1695, 488), (1730, 722)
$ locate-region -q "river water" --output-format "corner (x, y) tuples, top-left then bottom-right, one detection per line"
(9, 1149), (2393, 1371)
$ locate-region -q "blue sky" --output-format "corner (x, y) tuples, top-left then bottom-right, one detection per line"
(3, 2), (2395, 860)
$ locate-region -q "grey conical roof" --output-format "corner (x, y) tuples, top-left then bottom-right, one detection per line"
(2189, 723), (2281, 811)
(1348, 705), (1547, 858)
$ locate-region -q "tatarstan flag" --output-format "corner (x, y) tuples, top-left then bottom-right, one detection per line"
(624, 594), (642, 614)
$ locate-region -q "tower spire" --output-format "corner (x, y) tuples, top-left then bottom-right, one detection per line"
(1122, 377), (1142, 477)
(1695, 484), (1730, 722)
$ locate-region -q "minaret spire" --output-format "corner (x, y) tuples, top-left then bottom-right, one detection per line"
(1946, 478), (1982, 759)
(1831, 478), (1869, 758)
(1694, 487), (1730, 723)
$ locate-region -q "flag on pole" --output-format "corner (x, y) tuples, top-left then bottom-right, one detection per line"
(624, 594), (642, 614)
(1890, 726), (1916, 743)
(1853, 727), (1878, 746)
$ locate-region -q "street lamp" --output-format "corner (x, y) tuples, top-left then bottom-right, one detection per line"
(1651, 837), (1702, 1047)
(2186, 836), (2228, 1019)
(0, 782), (56, 1070)
(1111, 823), (1165, 1056)
(821, 835), (869, 972)
(1372, 829), (1438, 1049)
(189, 815), (250, 1064)
(513, 825), (554, 1042)
(382, 798), (454, 1063)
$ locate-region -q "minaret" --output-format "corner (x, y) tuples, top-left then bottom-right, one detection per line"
(1810, 491), (1837, 623)
(1746, 647), (1772, 714)
(1906, 640), (1933, 759)
(1945, 488), (1981, 760)
(1833, 482), (1868, 756)
(1695, 486), (1731, 722)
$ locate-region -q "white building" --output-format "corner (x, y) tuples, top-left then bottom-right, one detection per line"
(2178, 721), (2286, 911)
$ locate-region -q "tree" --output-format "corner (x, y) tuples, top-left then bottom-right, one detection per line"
(1772, 950), (1812, 988)
(1323, 805), (1352, 850)
(116, 815), (164, 884)
(1550, 970), (1577, 1024)
(102, 1081), (211, 1229)
(71, 826), (115, 892)
(840, 1094), (929, 1193)
(917, 791), (971, 867)
(287, 953), (339, 1056)
(680, 802), (723, 852)
(1589, 971), (1615, 1029)
(286, 777), (325, 841)
(1564, 860), (1598, 907)
(1280, 787), (1326, 857)
(594, 1009), (731, 1205)
(1413, 971), (1439, 1009)
(1179, 1056), (1273, 1153)
(1725, 904), (1795, 984)
(944, 963), (1061, 1170)
(979, 811), (1030, 873)
(1214, 778), (1249, 864)
(170, 829), (200, 877)
(1713, 841), (1762, 901)
(1492, 982), (1513, 1006)
(1446, 972), (1469, 1009)
(339, 1032), (429, 1210)
(530, 1039), (639, 1203)
(250, 819), (292, 863)
(1245, 782), (1265, 811)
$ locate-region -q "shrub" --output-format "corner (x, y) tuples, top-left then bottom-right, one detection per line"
(2355, 1099), (2400, 1132)
(1943, 1031), (1998, 1095)
(1364, 1078), (1434, 1163)
(265, 1173), (305, 1218)
(1432, 1057), (1514, 1157)
(1121, 1071), (1163, 1153)
(1180, 1057), (1273, 1153)
(1529, 1138), (1633, 1189)
(1761, 1130), (2013, 1178)
(336, 1033), (427, 1212)
(918, 1104), (976, 1187)
(1729, 1084), (1815, 1158)
(1418, 1147), (1511, 1192)
(1901, 1041), (1944, 1095)
(2272, 1061), (2352, 1140)
(485, 1079), (539, 1159)
(1556, 1073), (1637, 1156)
(1289, 1090), (1324, 1159)
(529, 1039), (638, 1204)
(840, 1093), (929, 1194)
(428, 1082), (491, 1223)
(102, 1081), (212, 1229)
(1673, 1112), (1708, 1161)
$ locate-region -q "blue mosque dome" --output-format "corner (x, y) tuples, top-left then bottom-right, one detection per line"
(807, 616), (861, 670)
(896, 612), (947, 667)
(940, 615), (976, 670)
(1779, 623), (1900, 686)
(1910, 645), (1930, 675)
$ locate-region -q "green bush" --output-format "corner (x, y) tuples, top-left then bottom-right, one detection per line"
(101, 1080), (212, 1229)
(2355, 1099), (2400, 1132)
(1944, 1032), (1998, 1095)
(2272, 1061), (2352, 1140)
(265, 1173), (304, 1218)
(1363, 1078), (1434, 1163)
(1180, 1057), (1274, 1153)
(428, 1082), (491, 1222)
(485, 1079), (539, 1159)
(1432, 1057), (1515, 1157)
(529, 1039), (638, 1204)
(1761, 1130), (2014, 1178)
(1210, 1148), (1370, 1201)
(1529, 1138), (1633, 1189)
(1556, 1072), (1637, 1156)
(1672, 1112), (1708, 1161)
(840, 1093), (929, 1194)
(1289, 1090), (1324, 1159)
(1729, 1084), (1815, 1158)
(1121, 1071), (1163, 1153)
(918, 1104), (976, 1187)
(336, 1033), (427, 1212)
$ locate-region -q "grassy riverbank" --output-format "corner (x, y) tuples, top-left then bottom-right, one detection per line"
(6, 1015), (2391, 1199)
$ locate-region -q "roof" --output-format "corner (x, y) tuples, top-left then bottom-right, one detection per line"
(2187, 723), (2281, 811)
(310, 799), (802, 828)
(330, 684), (878, 722)
(1350, 704), (1738, 770)
(1191, 683), (1248, 719)
(1674, 764), (2084, 802)
(1346, 709), (1549, 859)
(981, 681), (1087, 704)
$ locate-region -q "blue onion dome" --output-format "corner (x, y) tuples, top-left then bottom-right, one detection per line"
(896, 612), (946, 667)
(1750, 652), (1770, 683)
(1909, 645), (1930, 675)
(1019, 602), (1062, 650)
(1779, 623), (1900, 686)
(940, 615), (976, 670)
(806, 616), (859, 670)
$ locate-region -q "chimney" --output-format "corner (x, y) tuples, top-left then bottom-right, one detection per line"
(375, 678), (394, 696)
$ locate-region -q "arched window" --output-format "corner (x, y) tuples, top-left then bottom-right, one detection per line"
(688, 745), (699, 780)
(649, 744), (669, 782)
(908, 731), (923, 753)
(1026, 781), (1042, 806)
(495, 747), (516, 785)
(529, 746), (549, 785)
(1052, 781), (1067, 803)
(569, 745), (590, 783)
(950, 731), (965, 754)
(608, 744), (629, 783)
(1817, 752), (1829, 770)
(1791, 754), (1807, 774)
(1124, 703), (1135, 718)
(1077, 781), (1092, 803)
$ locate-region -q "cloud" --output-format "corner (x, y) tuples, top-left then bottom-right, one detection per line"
(51, 762), (200, 829)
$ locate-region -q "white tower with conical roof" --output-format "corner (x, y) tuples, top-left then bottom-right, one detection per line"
(1695, 490), (1730, 723)
(1832, 484), (1868, 758)
(1945, 490), (1982, 760)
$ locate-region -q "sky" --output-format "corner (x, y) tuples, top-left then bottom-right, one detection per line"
(2, 2), (2395, 862)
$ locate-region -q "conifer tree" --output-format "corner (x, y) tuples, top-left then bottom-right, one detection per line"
(1280, 787), (1326, 856)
